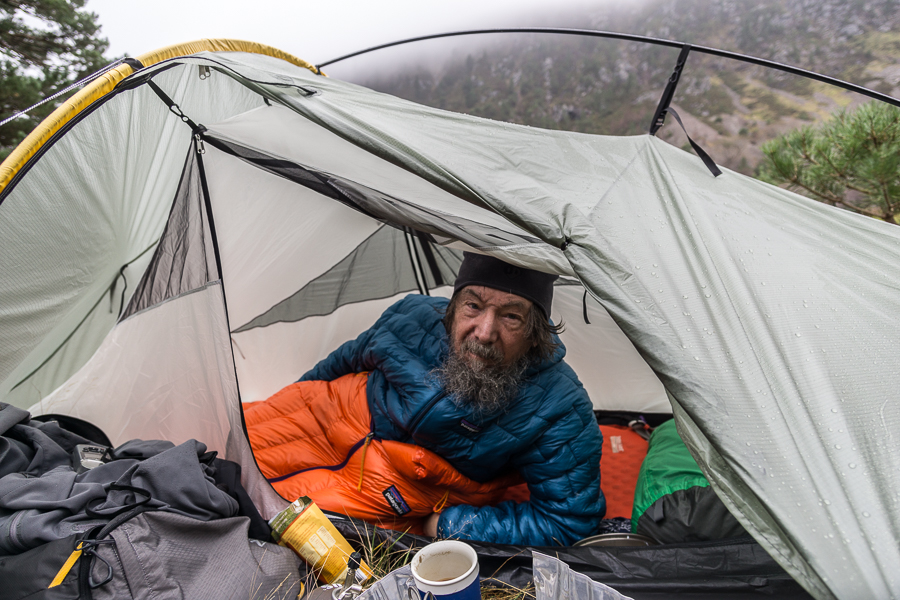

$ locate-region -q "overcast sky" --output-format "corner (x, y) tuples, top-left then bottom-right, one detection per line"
(86, 0), (631, 78)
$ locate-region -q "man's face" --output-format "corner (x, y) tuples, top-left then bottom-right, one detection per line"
(450, 285), (534, 369)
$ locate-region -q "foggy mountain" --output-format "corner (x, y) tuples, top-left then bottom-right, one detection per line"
(351, 0), (900, 175)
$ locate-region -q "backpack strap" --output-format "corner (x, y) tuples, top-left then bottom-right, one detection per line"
(77, 503), (156, 599)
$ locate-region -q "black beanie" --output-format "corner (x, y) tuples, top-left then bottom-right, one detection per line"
(453, 252), (558, 319)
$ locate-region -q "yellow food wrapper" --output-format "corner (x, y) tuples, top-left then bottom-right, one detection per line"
(269, 496), (373, 584)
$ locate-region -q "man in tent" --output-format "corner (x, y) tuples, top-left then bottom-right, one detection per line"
(245, 253), (605, 546)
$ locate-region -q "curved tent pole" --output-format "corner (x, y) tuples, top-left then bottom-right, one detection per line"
(315, 27), (900, 122)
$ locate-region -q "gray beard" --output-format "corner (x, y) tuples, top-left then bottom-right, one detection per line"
(432, 339), (529, 418)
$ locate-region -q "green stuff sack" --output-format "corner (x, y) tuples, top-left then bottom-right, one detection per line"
(632, 420), (747, 544)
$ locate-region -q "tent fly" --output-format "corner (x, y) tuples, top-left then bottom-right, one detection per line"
(1, 41), (898, 600)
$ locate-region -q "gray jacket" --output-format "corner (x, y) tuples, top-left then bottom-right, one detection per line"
(0, 403), (238, 555)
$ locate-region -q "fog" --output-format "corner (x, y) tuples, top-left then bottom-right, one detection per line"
(86, 0), (644, 80)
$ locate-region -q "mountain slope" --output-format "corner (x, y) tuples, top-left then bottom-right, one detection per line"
(354, 0), (900, 175)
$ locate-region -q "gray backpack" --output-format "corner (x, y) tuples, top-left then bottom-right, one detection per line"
(1, 508), (304, 600)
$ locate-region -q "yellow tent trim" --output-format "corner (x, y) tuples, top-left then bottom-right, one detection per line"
(0, 39), (320, 196)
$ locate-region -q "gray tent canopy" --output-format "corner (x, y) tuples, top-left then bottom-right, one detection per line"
(0, 41), (898, 600)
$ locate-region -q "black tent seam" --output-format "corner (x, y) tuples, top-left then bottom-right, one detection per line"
(8, 241), (159, 394)
(414, 231), (445, 287)
(189, 146), (265, 501)
(194, 147), (223, 280)
(404, 227), (429, 296)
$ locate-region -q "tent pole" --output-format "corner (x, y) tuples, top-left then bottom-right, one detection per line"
(315, 28), (900, 109)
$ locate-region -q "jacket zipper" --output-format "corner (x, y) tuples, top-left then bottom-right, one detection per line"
(406, 390), (447, 439)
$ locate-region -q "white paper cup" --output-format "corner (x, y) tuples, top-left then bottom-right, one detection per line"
(410, 540), (480, 600)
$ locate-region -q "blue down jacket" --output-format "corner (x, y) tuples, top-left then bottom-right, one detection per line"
(300, 294), (605, 546)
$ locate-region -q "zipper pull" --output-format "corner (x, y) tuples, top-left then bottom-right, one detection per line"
(356, 433), (375, 492)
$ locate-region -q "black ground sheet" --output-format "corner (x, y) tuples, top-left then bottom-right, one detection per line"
(327, 512), (813, 600)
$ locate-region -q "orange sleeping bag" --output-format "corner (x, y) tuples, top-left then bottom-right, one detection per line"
(243, 373), (522, 534)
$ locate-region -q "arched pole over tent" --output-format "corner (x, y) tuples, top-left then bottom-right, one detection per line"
(315, 27), (900, 131)
(0, 39), (319, 199)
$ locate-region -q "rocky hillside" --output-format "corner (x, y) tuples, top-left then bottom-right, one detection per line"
(354, 0), (900, 175)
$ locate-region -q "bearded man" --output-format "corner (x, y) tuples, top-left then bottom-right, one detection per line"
(245, 253), (605, 546)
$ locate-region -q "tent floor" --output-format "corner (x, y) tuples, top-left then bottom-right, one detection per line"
(325, 512), (813, 599)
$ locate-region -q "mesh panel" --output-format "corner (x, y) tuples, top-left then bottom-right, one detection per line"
(202, 134), (539, 249)
(121, 148), (215, 320)
(234, 226), (463, 332)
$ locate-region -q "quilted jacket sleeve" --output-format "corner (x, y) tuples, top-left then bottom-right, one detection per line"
(297, 298), (413, 382)
(436, 379), (605, 546)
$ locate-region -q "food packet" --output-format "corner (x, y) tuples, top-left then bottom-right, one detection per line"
(269, 496), (374, 584)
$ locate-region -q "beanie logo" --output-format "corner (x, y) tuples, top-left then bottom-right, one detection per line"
(382, 485), (411, 515)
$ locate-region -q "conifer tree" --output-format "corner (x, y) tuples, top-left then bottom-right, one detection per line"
(759, 102), (900, 224)
(1, 0), (109, 160)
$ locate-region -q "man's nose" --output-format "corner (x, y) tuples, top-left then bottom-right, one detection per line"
(472, 312), (499, 342)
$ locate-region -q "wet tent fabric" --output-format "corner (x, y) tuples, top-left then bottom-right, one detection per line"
(0, 46), (896, 600)
(225, 60), (900, 599)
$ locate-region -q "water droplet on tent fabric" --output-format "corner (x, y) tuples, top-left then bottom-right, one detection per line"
(849, 463), (857, 469)
(863, 511), (871, 518)
(835, 444), (842, 450)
